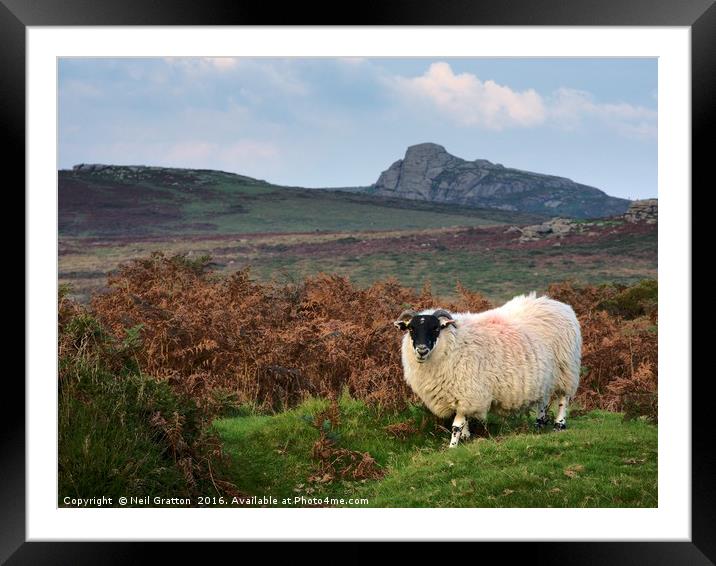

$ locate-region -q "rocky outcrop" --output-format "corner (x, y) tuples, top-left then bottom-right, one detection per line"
(69, 164), (267, 187)
(623, 199), (657, 224)
(371, 143), (631, 219)
(72, 163), (112, 173)
(73, 163), (164, 174)
(516, 218), (577, 242)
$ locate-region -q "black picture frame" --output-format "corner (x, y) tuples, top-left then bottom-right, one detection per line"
(10, 0), (709, 562)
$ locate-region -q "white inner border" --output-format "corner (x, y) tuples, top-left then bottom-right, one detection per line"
(27, 27), (691, 541)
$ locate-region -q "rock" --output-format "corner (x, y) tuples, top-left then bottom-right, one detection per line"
(623, 199), (658, 223)
(73, 163), (110, 173)
(518, 217), (576, 242)
(373, 143), (463, 201)
(504, 226), (522, 234)
(371, 143), (630, 218)
(549, 217), (574, 235)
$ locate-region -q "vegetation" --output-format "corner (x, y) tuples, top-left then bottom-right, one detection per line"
(84, 254), (656, 415)
(59, 253), (657, 507)
(58, 166), (656, 304)
(214, 397), (657, 508)
(58, 287), (240, 504)
(241, 235), (656, 301)
(59, 216), (656, 304)
(59, 167), (543, 238)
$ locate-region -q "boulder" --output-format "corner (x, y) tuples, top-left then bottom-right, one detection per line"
(518, 217), (576, 242)
(623, 199), (658, 223)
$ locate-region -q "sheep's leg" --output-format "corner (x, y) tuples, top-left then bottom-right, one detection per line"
(553, 396), (569, 431)
(449, 413), (467, 448)
(461, 419), (471, 439)
(535, 400), (549, 430)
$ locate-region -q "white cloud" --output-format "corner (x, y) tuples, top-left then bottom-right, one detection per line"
(87, 139), (281, 175)
(548, 88), (657, 140)
(205, 57), (239, 71)
(163, 57), (309, 96)
(164, 139), (280, 172)
(339, 57), (368, 66)
(389, 62), (546, 130)
(164, 57), (239, 75)
(388, 63), (656, 140)
(218, 140), (279, 161)
(60, 79), (102, 98)
(163, 141), (215, 162)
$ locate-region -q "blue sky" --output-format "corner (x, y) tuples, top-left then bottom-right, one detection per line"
(59, 57), (657, 199)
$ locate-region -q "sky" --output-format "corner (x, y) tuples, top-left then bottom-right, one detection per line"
(58, 57), (657, 199)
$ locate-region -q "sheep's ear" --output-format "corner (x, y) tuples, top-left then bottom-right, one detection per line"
(394, 309), (415, 330)
(433, 309), (456, 329)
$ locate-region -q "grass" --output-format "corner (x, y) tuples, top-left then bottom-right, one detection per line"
(244, 245), (656, 302)
(59, 166), (656, 303)
(60, 232), (657, 303)
(59, 370), (189, 502)
(202, 188), (521, 234)
(60, 168), (543, 238)
(213, 396), (657, 508)
(58, 311), (216, 505)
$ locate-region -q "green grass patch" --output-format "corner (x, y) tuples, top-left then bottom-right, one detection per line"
(59, 369), (190, 502)
(245, 244), (656, 302)
(214, 397), (657, 508)
(59, 311), (217, 505)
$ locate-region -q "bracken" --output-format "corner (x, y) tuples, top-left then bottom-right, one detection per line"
(87, 253), (656, 418)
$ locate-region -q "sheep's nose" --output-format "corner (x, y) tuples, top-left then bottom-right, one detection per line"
(416, 346), (429, 355)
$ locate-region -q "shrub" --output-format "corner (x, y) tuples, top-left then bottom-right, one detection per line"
(598, 279), (657, 321)
(87, 253), (656, 418)
(59, 301), (239, 503)
(547, 281), (657, 416)
(89, 253), (491, 413)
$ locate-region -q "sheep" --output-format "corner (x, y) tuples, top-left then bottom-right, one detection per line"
(394, 292), (582, 447)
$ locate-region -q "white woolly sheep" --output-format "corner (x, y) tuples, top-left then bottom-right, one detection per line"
(394, 292), (582, 447)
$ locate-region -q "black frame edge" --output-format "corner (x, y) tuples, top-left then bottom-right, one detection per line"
(12, 0), (712, 562)
(691, 2), (716, 562)
(2, 0), (26, 563)
(0, 0), (714, 26)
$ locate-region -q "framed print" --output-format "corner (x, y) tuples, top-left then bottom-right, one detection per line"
(11, 0), (711, 562)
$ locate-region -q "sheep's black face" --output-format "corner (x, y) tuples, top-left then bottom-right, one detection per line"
(406, 315), (442, 363)
(395, 310), (456, 363)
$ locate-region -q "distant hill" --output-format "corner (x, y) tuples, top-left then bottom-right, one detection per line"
(365, 143), (630, 219)
(59, 164), (546, 238)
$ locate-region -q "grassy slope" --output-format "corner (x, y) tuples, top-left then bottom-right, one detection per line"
(213, 397), (657, 508)
(244, 228), (657, 301)
(59, 167), (656, 304)
(59, 168), (544, 238)
(59, 220), (656, 305)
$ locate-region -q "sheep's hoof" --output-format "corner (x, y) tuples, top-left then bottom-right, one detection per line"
(553, 422), (567, 431)
(449, 425), (463, 447)
(535, 418), (547, 431)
